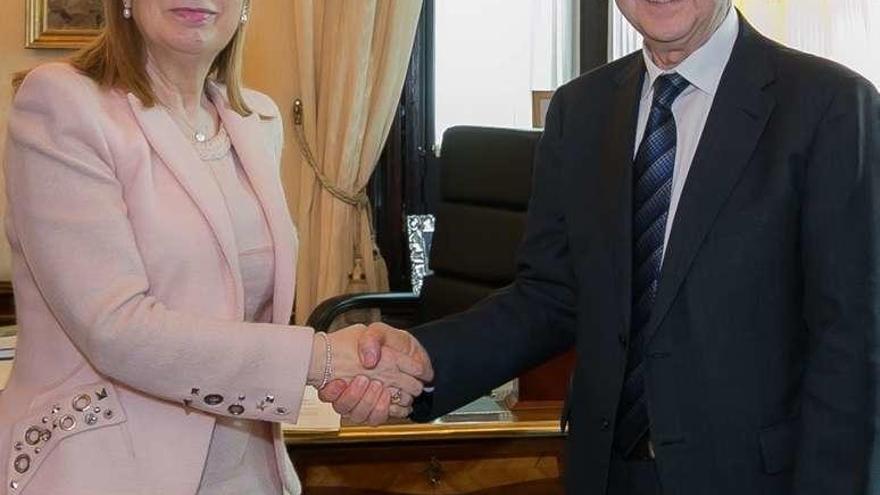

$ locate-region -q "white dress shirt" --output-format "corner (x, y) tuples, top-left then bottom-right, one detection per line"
(634, 6), (739, 255)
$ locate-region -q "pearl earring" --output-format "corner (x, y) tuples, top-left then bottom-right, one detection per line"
(122, 2), (132, 19)
(240, 4), (249, 24)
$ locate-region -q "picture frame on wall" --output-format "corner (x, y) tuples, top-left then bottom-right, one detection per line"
(531, 90), (554, 129)
(26, 0), (104, 49)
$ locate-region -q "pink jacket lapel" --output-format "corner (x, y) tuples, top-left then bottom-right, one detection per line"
(208, 84), (296, 325)
(126, 87), (296, 326)
(126, 92), (246, 319)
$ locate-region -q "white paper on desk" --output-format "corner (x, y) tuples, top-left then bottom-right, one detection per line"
(0, 336), (17, 391)
(0, 337), (15, 362)
(284, 387), (341, 432)
(0, 325), (18, 337)
(0, 362), (11, 391)
(0, 335), (16, 352)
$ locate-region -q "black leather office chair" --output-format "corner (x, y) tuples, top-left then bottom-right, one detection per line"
(309, 125), (576, 403)
(307, 125), (540, 331)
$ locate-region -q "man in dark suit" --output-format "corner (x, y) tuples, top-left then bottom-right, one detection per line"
(320, 0), (880, 493)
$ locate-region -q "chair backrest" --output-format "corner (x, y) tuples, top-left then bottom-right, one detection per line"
(418, 126), (541, 322)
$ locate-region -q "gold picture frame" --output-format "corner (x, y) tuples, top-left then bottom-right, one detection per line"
(26, 0), (104, 49)
(531, 90), (555, 129)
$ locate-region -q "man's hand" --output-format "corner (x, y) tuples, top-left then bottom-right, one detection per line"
(327, 324), (428, 392)
(358, 322), (434, 381)
(317, 322), (434, 425)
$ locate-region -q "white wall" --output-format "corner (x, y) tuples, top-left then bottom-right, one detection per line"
(434, 0), (577, 145)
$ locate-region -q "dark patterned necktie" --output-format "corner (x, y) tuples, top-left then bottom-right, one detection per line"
(614, 73), (690, 456)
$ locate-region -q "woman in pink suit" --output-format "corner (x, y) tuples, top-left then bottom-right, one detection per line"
(0, 0), (433, 493)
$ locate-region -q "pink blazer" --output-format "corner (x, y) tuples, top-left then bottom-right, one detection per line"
(0, 63), (313, 494)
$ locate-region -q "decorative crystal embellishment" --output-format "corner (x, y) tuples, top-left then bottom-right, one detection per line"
(59, 415), (76, 431)
(72, 394), (91, 412)
(24, 427), (41, 445)
(13, 454), (30, 474)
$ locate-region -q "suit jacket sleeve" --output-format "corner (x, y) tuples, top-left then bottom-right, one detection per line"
(3, 65), (315, 423)
(797, 75), (880, 493)
(410, 89), (578, 421)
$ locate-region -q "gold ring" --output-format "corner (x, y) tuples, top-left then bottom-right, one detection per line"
(390, 390), (402, 404)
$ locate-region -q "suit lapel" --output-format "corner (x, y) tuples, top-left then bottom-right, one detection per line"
(209, 84), (296, 325)
(127, 93), (245, 318)
(643, 21), (777, 345)
(593, 55), (645, 333)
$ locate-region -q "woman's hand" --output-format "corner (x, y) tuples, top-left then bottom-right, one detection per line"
(320, 377), (415, 424)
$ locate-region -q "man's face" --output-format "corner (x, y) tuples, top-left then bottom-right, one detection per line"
(615, 0), (729, 52)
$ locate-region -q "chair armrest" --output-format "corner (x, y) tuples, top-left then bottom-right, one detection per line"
(306, 292), (422, 332)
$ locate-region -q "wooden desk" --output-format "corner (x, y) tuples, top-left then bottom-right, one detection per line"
(285, 405), (566, 495)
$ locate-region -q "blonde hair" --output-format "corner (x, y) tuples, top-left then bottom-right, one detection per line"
(14, 0), (253, 117)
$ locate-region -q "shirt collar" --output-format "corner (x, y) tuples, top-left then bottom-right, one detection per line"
(641, 5), (739, 99)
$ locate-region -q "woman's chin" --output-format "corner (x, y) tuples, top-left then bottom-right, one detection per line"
(164, 35), (222, 59)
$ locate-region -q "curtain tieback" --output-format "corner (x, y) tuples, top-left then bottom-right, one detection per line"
(292, 99), (369, 208)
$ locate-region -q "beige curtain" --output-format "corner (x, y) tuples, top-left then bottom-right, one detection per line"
(735, 0), (880, 87)
(285, 0), (423, 324)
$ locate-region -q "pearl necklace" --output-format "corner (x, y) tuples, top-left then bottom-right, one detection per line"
(194, 127), (232, 161)
(162, 104), (231, 161)
(164, 106), (211, 143)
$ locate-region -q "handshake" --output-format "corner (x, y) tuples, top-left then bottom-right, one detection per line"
(307, 322), (434, 426)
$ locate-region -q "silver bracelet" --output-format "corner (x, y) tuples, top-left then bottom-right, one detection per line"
(314, 332), (333, 390)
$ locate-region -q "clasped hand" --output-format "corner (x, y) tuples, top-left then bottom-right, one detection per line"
(310, 323), (433, 425)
